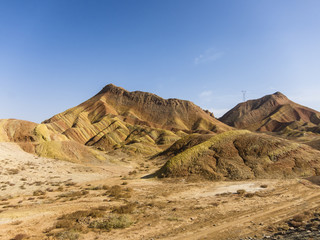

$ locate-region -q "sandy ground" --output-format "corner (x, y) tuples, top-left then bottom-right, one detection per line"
(1, 142), (320, 240)
(0, 142), (133, 197)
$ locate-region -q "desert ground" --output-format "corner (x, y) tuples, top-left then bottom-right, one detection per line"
(1, 143), (320, 240)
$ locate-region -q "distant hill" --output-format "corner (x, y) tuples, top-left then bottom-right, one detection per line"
(43, 84), (231, 155)
(219, 92), (320, 134)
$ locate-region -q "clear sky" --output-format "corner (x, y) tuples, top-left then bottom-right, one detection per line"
(1, 0), (320, 123)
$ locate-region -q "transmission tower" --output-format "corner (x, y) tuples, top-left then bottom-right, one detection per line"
(241, 90), (246, 102)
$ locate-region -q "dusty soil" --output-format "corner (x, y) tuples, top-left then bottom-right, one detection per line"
(1, 143), (320, 240)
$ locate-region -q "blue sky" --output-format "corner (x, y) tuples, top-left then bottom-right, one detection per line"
(1, 0), (320, 123)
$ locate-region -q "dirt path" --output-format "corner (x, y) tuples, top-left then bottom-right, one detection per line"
(169, 183), (320, 240)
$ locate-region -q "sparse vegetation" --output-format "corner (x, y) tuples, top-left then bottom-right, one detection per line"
(89, 214), (133, 231)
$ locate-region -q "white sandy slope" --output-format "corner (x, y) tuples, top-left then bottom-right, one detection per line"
(0, 142), (125, 197)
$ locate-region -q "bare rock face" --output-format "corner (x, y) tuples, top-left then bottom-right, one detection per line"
(219, 92), (320, 133)
(43, 84), (231, 154)
(156, 130), (320, 180)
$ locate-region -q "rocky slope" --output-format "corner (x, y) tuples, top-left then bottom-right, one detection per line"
(156, 130), (320, 180)
(0, 119), (105, 162)
(219, 92), (320, 134)
(43, 84), (231, 155)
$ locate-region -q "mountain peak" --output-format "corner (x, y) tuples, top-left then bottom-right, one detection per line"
(220, 91), (320, 132)
(270, 91), (288, 100)
(44, 84), (232, 147)
(96, 83), (127, 95)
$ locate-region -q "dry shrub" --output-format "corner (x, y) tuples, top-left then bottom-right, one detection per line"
(56, 219), (74, 229)
(7, 168), (19, 175)
(128, 170), (137, 176)
(210, 202), (220, 207)
(245, 193), (255, 198)
(11, 220), (22, 225)
(108, 185), (122, 198)
(55, 209), (106, 235)
(89, 214), (133, 231)
(167, 216), (180, 221)
(93, 205), (109, 211)
(54, 230), (79, 240)
(59, 210), (104, 221)
(11, 234), (28, 240)
(33, 190), (46, 196)
(86, 185), (103, 190)
(292, 214), (307, 222)
(289, 220), (303, 228)
(236, 189), (246, 195)
(260, 184), (268, 188)
(107, 185), (132, 199)
(65, 182), (76, 187)
(57, 190), (88, 198)
(147, 201), (166, 210)
(113, 202), (136, 214)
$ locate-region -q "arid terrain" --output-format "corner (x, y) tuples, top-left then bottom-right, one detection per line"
(2, 142), (320, 240)
(1, 84), (320, 240)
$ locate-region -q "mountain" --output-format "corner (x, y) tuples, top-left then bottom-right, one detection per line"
(155, 130), (320, 180)
(219, 92), (320, 134)
(43, 84), (231, 155)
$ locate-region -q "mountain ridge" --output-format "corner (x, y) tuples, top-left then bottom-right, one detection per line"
(42, 84), (231, 155)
